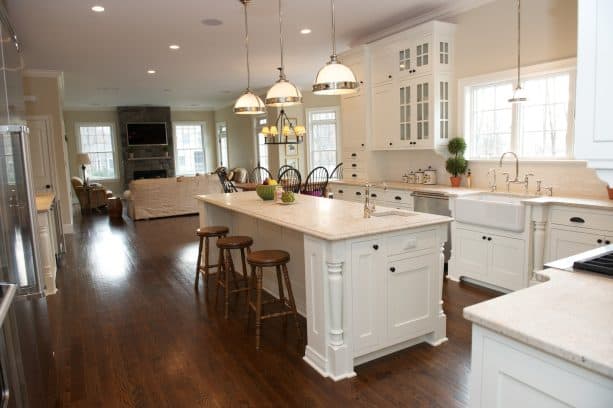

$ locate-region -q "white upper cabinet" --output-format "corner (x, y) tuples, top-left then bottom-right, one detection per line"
(574, 0), (613, 185)
(369, 21), (455, 151)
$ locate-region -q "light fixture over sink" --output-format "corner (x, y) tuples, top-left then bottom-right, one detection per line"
(234, 0), (266, 115)
(508, 0), (527, 103)
(312, 0), (358, 95)
(265, 0), (303, 107)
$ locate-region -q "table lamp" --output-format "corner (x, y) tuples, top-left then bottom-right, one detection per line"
(76, 153), (91, 185)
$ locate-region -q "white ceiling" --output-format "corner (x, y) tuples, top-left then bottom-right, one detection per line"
(8, 0), (472, 110)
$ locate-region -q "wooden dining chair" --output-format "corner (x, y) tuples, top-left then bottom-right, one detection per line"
(277, 165), (292, 180)
(249, 166), (272, 184)
(302, 166), (329, 197)
(278, 167), (302, 193)
(330, 163), (343, 180)
(216, 169), (238, 193)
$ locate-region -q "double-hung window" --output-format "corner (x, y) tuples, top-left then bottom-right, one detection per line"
(462, 60), (575, 160)
(307, 108), (340, 174)
(76, 124), (117, 180)
(174, 123), (206, 175)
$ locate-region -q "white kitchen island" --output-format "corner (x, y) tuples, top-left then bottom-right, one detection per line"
(196, 191), (452, 380)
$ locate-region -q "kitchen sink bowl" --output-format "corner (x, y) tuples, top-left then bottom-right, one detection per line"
(454, 193), (529, 232)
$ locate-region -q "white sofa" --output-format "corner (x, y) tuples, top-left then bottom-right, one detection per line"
(125, 174), (223, 220)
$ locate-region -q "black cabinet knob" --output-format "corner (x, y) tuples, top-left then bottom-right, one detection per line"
(597, 239), (603, 244)
(390, 267), (396, 272)
(373, 244), (379, 250)
(355, 191), (361, 195)
(361, 143), (365, 147)
(351, 153), (357, 157)
(338, 189), (344, 193)
(352, 163), (357, 167)
(371, 193), (377, 198)
(606, 240), (611, 245)
(395, 196), (401, 200)
(388, 75), (392, 79)
(360, 81), (364, 85)
(389, 142), (393, 146)
(352, 174), (357, 178)
(482, 236), (486, 240)
(487, 237), (492, 241)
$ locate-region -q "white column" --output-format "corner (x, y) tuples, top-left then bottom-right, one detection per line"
(327, 260), (344, 346)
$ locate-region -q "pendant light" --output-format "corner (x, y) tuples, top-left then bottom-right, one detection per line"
(265, 0), (302, 107)
(312, 0), (358, 95)
(234, 0), (266, 115)
(508, 0), (527, 103)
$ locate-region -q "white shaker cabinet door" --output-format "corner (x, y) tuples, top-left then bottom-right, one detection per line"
(488, 235), (525, 291)
(351, 239), (385, 356)
(548, 227), (603, 262)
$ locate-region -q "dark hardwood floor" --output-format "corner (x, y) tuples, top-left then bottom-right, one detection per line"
(17, 211), (499, 407)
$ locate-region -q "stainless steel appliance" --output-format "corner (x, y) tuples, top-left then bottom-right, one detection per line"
(412, 191), (451, 262)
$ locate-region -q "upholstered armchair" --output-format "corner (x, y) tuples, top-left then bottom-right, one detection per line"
(71, 177), (113, 211)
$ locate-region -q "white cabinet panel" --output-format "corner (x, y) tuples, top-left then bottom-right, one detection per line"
(386, 254), (434, 341)
(453, 228), (489, 280)
(488, 235), (525, 291)
(341, 93), (366, 150)
(371, 48), (395, 86)
(548, 228), (603, 262)
(372, 83), (397, 149)
(351, 240), (385, 355)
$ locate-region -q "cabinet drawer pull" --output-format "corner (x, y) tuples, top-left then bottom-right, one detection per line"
(487, 237), (492, 241)
(355, 191), (362, 196)
(338, 189), (344, 193)
(570, 217), (585, 223)
(390, 267), (396, 273)
(597, 239), (603, 244)
(373, 244), (379, 250)
(352, 174), (357, 178)
(351, 153), (357, 157)
(395, 196), (402, 200)
(352, 163), (357, 167)
(371, 193), (377, 198)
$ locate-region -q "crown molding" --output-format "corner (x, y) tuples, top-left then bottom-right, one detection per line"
(352, 0), (496, 46)
(23, 68), (63, 78)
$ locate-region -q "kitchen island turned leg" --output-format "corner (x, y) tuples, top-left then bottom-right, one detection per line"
(303, 236), (356, 381)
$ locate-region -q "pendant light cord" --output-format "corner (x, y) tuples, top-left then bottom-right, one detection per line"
(278, 0), (286, 79)
(242, 0), (251, 90)
(330, 0), (336, 58)
(516, 0), (521, 88)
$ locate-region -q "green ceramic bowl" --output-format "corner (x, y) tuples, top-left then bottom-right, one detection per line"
(256, 184), (276, 201)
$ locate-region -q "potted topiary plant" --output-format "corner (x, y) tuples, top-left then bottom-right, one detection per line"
(127, 146), (134, 159)
(445, 137), (468, 187)
(163, 146), (169, 157)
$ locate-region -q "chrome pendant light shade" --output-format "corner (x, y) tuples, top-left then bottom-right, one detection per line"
(312, 0), (358, 95)
(508, 0), (527, 104)
(265, 0), (303, 107)
(234, 0), (266, 115)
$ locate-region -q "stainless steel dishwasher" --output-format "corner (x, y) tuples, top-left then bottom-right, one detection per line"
(412, 191), (451, 263)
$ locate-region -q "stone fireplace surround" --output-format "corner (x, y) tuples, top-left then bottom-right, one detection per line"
(117, 106), (174, 189)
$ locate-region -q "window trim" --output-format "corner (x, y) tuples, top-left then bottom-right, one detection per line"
(305, 106), (341, 171)
(75, 122), (119, 181)
(215, 121), (229, 168)
(458, 58), (577, 161)
(254, 116), (269, 168)
(173, 121), (207, 176)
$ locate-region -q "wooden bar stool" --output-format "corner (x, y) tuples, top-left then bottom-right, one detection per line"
(246, 250), (302, 350)
(195, 226), (229, 291)
(216, 236), (253, 319)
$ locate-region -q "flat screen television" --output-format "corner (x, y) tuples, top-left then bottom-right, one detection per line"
(126, 123), (168, 145)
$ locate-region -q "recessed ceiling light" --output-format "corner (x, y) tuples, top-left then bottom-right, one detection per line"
(169, 44), (180, 50)
(91, 5), (105, 13)
(300, 28), (312, 35)
(201, 18), (223, 26)
(147, 69), (156, 74)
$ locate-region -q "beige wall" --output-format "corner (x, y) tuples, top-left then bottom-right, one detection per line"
(213, 104), (255, 170)
(23, 75), (73, 231)
(368, 0), (610, 199)
(63, 109), (217, 195)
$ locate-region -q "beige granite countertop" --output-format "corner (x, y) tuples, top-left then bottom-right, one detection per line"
(35, 192), (55, 213)
(331, 179), (613, 208)
(196, 191), (452, 241)
(464, 247), (613, 378)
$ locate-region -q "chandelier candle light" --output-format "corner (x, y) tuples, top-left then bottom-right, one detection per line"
(262, 109), (306, 145)
(312, 0), (359, 95)
(265, 0), (303, 106)
(508, 0), (527, 103)
(233, 0), (266, 115)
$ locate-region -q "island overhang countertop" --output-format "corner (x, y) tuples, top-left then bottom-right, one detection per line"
(196, 191), (452, 241)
